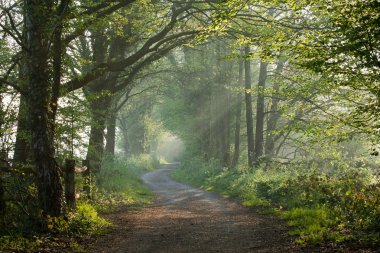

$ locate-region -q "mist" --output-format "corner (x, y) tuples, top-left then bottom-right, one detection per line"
(155, 133), (185, 163)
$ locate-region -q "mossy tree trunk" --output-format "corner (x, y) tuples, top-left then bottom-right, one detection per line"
(24, 0), (63, 216)
(13, 95), (31, 165)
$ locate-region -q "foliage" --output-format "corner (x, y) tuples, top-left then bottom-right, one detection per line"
(0, 155), (157, 251)
(0, 0), (379, 250)
(93, 155), (156, 212)
(0, 172), (42, 234)
(158, 41), (238, 162)
(47, 202), (110, 235)
(0, 235), (85, 253)
(55, 90), (90, 160)
(173, 156), (380, 247)
(0, 201), (106, 253)
(117, 91), (163, 156)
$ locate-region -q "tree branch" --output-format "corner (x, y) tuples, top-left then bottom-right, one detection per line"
(62, 6), (195, 94)
(63, 0), (137, 45)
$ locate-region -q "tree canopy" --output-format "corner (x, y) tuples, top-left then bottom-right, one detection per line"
(0, 0), (379, 251)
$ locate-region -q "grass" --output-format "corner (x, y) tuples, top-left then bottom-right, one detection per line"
(92, 155), (156, 212)
(172, 156), (380, 248)
(281, 207), (337, 245)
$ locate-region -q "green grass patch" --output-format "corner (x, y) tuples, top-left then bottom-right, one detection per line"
(282, 207), (338, 245)
(172, 156), (380, 247)
(93, 155), (156, 212)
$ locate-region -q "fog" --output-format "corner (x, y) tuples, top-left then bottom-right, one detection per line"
(155, 133), (185, 163)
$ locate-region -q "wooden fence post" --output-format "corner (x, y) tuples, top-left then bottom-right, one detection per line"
(65, 159), (76, 209)
(82, 159), (91, 199)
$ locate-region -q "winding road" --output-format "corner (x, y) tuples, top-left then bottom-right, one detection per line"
(85, 164), (302, 253)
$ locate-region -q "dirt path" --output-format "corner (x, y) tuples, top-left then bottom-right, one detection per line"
(84, 164), (305, 253)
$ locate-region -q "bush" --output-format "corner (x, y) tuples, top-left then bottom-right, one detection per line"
(47, 202), (110, 235)
(0, 155), (157, 252)
(173, 157), (380, 246)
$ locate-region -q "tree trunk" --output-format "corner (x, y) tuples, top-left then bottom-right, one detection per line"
(85, 33), (127, 165)
(13, 94), (30, 165)
(231, 55), (244, 168)
(214, 42), (231, 166)
(84, 30), (109, 171)
(86, 96), (111, 172)
(254, 61), (268, 162)
(0, 151), (7, 217)
(265, 58), (285, 157)
(50, 0), (69, 124)
(222, 59), (233, 167)
(0, 93), (4, 142)
(105, 111), (117, 155)
(244, 46), (255, 167)
(118, 115), (129, 155)
(49, 19), (63, 124)
(0, 176), (4, 217)
(14, 56), (30, 165)
(222, 91), (231, 167)
(24, 1), (63, 216)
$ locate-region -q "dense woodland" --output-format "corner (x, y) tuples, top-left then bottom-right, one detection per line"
(0, 0), (379, 251)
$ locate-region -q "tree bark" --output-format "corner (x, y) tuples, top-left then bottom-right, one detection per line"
(14, 54), (30, 165)
(13, 94), (30, 165)
(231, 55), (244, 168)
(49, 19), (63, 124)
(24, 0), (63, 216)
(254, 61), (268, 162)
(244, 46), (255, 167)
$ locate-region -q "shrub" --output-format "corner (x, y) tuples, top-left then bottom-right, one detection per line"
(173, 157), (380, 246)
(47, 202), (110, 235)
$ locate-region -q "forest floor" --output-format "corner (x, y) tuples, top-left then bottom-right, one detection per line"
(81, 164), (372, 253)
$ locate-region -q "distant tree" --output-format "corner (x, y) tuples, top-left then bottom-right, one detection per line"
(254, 61), (268, 162)
(231, 51), (244, 168)
(244, 46), (255, 167)
(265, 58), (285, 157)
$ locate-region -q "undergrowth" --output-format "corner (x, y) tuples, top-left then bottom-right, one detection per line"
(172, 157), (380, 248)
(93, 154), (156, 212)
(0, 154), (157, 252)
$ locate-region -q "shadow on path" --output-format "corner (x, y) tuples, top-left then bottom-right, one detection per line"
(86, 164), (302, 253)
